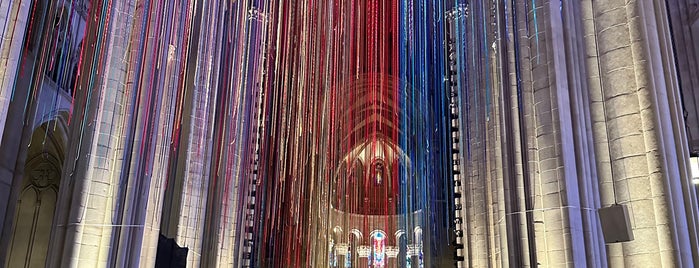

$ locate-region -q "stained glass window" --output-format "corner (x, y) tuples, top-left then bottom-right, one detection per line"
(372, 232), (386, 267)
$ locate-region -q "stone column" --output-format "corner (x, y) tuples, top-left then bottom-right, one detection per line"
(158, 2), (219, 267)
(521, 0), (589, 266)
(590, 0), (699, 266)
(47, 0), (188, 266)
(0, 1), (32, 263)
(506, 1), (539, 266)
(0, 0), (31, 143)
(561, 1), (609, 267)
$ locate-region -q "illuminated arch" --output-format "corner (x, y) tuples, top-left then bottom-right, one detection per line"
(395, 229), (406, 241)
(350, 229), (363, 243)
(332, 226), (344, 240)
(413, 227), (424, 267)
(370, 230), (387, 267)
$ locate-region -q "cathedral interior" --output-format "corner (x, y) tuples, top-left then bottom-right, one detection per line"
(1, 0), (699, 267)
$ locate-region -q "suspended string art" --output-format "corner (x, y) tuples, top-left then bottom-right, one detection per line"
(1, 0), (536, 266)
(237, 0), (457, 266)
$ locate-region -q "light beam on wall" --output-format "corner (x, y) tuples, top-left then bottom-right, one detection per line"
(691, 156), (699, 185)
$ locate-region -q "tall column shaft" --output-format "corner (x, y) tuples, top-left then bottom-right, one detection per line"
(591, 0), (699, 266)
(0, 0), (31, 142)
(0, 1), (32, 264)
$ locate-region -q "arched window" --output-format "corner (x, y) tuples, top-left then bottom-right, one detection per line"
(346, 230), (362, 268)
(337, 160), (363, 214)
(371, 159), (385, 185)
(329, 227), (343, 268)
(47, 7), (70, 83)
(413, 227), (423, 268)
(371, 231), (386, 267)
(6, 121), (67, 267)
(328, 239), (337, 267)
(395, 230), (408, 268)
(25, 0), (47, 52)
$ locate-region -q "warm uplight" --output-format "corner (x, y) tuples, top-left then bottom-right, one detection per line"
(691, 156), (699, 185)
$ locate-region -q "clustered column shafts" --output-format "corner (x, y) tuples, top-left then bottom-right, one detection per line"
(587, 0), (698, 266)
(0, 0), (31, 143)
(1, 0), (699, 267)
(454, 0), (699, 267)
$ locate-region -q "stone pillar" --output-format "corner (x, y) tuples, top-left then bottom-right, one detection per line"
(0, 1), (32, 263)
(590, 0), (699, 266)
(521, 0), (588, 266)
(560, 1), (609, 267)
(0, 0), (55, 265)
(506, 1), (538, 266)
(0, 0), (31, 143)
(527, 2), (568, 266)
(46, 0), (189, 266)
(487, 59), (507, 267)
(156, 1), (222, 267)
(581, 0), (624, 266)
(50, 0), (133, 265)
(464, 78), (490, 268)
